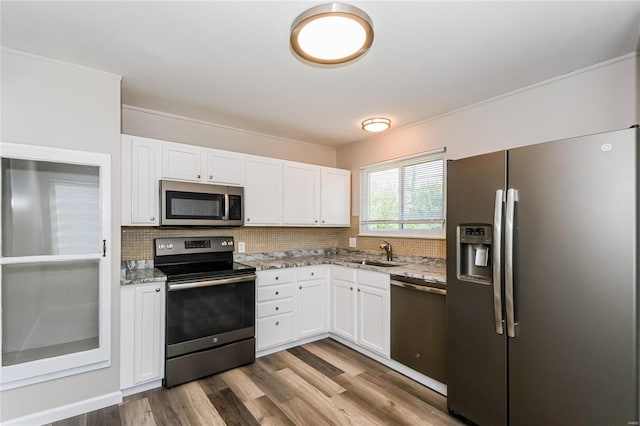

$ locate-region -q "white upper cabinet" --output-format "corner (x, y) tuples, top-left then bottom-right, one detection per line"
(283, 162), (320, 225)
(320, 167), (351, 226)
(244, 156), (283, 225)
(121, 135), (159, 226)
(121, 134), (350, 228)
(206, 149), (245, 186)
(161, 142), (204, 182)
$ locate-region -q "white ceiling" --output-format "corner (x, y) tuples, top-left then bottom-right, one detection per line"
(2, 1), (639, 147)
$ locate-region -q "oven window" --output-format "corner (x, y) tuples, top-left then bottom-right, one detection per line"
(166, 281), (255, 345)
(166, 191), (224, 220)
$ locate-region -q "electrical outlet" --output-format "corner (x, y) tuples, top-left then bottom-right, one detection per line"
(238, 241), (246, 253)
(349, 237), (357, 248)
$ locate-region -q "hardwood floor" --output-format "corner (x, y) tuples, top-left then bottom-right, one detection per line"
(51, 339), (462, 426)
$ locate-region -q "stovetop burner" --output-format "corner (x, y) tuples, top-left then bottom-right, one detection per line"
(154, 236), (255, 281)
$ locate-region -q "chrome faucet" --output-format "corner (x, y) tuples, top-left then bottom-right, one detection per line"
(379, 240), (393, 261)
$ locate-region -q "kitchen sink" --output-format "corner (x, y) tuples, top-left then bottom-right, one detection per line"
(347, 260), (404, 267)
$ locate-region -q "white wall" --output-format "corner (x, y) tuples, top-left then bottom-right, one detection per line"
(122, 105), (337, 167)
(338, 53), (639, 216)
(0, 49), (122, 422)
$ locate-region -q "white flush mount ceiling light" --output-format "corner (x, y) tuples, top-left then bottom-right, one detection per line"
(362, 117), (391, 132)
(290, 3), (374, 65)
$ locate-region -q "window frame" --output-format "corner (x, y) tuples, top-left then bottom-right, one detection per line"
(359, 148), (446, 239)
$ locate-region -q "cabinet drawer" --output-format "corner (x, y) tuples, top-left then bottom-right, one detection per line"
(257, 283), (294, 302)
(358, 269), (389, 290)
(257, 313), (295, 350)
(257, 298), (294, 318)
(331, 266), (356, 283)
(297, 266), (325, 281)
(257, 269), (295, 287)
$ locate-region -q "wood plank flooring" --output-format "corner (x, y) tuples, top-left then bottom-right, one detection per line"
(50, 339), (462, 426)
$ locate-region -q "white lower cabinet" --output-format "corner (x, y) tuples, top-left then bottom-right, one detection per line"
(296, 266), (328, 339)
(256, 269), (296, 350)
(121, 282), (166, 390)
(331, 267), (390, 358)
(256, 266), (328, 350)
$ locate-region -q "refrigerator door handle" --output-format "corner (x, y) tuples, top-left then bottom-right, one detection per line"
(505, 188), (518, 338)
(493, 189), (505, 335)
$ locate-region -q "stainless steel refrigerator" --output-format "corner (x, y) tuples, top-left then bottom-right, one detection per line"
(446, 126), (638, 425)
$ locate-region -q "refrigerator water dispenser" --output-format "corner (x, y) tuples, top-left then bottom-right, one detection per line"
(457, 225), (493, 284)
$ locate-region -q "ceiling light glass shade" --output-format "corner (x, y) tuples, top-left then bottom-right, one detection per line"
(291, 3), (374, 65)
(362, 117), (391, 132)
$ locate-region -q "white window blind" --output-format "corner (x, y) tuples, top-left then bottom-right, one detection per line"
(360, 150), (445, 237)
(50, 180), (100, 255)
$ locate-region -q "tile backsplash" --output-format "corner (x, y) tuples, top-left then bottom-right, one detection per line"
(121, 216), (446, 260)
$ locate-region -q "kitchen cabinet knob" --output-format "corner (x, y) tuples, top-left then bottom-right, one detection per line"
(155, 288), (160, 292)
(299, 286), (302, 290)
(350, 287), (353, 291)
(209, 175), (213, 180)
(311, 272), (314, 276)
(196, 174), (201, 179)
(322, 220), (325, 223)
(275, 276), (279, 280)
(358, 289), (361, 292)
(150, 216), (155, 221)
(276, 306), (279, 311)
(247, 218), (251, 222)
(315, 220), (318, 223)
(415, 353), (421, 359)
(275, 291), (279, 295)
(275, 321), (280, 326)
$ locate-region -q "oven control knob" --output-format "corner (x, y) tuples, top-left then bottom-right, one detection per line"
(213, 337), (218, 343)
(228, 241), (233, 246)
(159, 244), (166, 250)
(167, 244), (174, 249)
(221, 241), (227, 246)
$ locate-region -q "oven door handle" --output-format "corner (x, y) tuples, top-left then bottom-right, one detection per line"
(168, 274), (257, 291)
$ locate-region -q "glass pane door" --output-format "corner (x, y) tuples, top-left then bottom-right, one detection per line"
(0, 142), (111, 389)
(2, 260), (99, 366)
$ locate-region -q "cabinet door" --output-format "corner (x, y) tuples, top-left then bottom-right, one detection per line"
(161, 142), (203, 182)
(130, 138), (159, 225)
(320, 168), (350, 226)
(331, 279), (356, 341)
(206, 149), (245, 186)
(244, 157), (282, 225)
(283, 162), (319, 225)
(257, 313), (295, 350)
(133, 284), (165, 385)
(297, 279), (327, 339)
(357, 284), (390, 357)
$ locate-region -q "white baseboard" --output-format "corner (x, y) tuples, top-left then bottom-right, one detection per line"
(3, 391), (122, 426)
(256, 333), (330, 358)
(121, 379), (163, 397)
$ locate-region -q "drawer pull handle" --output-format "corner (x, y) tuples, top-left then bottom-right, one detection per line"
(276, 321), (280, 326)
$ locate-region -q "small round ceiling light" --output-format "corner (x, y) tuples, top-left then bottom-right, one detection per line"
(362, 117), (391, 132)
(290, 3), (374, 65)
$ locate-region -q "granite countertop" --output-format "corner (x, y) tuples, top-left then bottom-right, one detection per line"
(236, 248), (446, 284)
(120, 260), (167, 286)
(121, 248), (446, 286)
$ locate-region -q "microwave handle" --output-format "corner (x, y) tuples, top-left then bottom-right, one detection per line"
(224, 193), (229, 221)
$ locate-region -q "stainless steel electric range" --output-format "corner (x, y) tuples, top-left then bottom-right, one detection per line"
(154, 236), (256, 388)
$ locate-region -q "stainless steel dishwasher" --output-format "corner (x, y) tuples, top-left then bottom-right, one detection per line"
(390, 275), (446, 384)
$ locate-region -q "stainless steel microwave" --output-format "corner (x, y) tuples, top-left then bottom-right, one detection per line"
(160, 180), (243, 227)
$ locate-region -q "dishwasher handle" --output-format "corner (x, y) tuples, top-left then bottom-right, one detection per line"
(390, 279), (447, 296)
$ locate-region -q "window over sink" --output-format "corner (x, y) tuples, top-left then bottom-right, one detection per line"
(360, 149), (445, 238)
